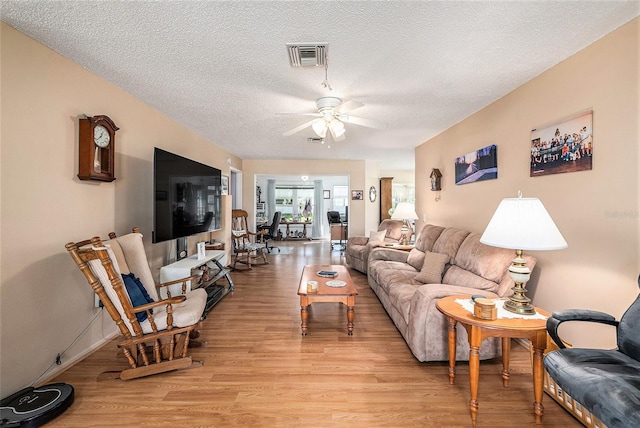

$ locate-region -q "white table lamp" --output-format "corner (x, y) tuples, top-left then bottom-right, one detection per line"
(480, 192), (567, 314)
(391, 202), (419, 245)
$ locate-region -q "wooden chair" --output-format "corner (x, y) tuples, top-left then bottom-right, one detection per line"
(65, 227), (207, 380)
(231, 209), (268, 270)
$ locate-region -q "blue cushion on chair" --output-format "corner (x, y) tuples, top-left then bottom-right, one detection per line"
(121, 273), (154, 322)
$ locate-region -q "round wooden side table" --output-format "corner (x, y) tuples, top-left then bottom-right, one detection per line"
(436, 295), (550, 427)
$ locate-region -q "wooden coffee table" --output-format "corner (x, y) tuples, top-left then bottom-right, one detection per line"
(297, 265), (358, 336)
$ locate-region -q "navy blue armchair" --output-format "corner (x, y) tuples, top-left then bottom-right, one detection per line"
(544, 275), (640, 428)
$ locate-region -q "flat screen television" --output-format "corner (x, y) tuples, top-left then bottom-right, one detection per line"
(153, 148), (222, 243)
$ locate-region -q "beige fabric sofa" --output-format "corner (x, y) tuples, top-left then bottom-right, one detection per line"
(367, 224), (537, 362)
(345, 219), (405, 274)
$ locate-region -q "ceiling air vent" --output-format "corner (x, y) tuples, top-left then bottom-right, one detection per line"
(287, 43), (328, 67)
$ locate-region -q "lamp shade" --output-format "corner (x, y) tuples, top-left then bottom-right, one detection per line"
(480, 196), (568, 251)
(328, 119), (345, 137)
(311, 119), (327, 138)
(391, 202), (418, 221)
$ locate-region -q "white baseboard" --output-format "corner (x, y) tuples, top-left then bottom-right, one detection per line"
(37, 331), (119, 386)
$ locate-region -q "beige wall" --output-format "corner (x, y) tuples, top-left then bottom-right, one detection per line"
(365, 160), (382, 233)
(416, 18), (639, 348)
(0, 23), (238, 395)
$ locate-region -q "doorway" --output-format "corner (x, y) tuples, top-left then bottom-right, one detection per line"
(230, 168), (242, 210)
(255, 174), (349, 240)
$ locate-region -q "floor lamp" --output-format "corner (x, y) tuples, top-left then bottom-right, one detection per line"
(480, 192), (567, 315)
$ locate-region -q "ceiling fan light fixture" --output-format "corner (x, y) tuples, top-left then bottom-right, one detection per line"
(312, 119), (327, 137)
(329, 119), (345, 137)
(280, 96), (382, 140)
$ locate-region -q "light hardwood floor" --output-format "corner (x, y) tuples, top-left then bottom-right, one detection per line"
(48, 240), (581, 427)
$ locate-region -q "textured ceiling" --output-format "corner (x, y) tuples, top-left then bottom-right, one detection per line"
(2, 1), (638, 170)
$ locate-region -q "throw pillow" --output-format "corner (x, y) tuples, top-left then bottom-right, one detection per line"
(121, 273), (154, 322)
(369, 230), (386, 242)
(406, 248), (425, 271)
(415, 251), (449, 284)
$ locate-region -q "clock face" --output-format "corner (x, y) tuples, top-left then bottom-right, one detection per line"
(94, 125), (110, 148)
(369, 186), (377, 202)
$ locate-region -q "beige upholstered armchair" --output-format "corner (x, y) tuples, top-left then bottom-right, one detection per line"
(65, 228), (207, 380)
(345, 219), (405, 274)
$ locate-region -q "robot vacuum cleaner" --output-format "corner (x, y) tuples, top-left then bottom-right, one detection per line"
(0, 383), (74, 427)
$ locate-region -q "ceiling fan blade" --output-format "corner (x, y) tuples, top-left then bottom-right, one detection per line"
(276, 112), (322, 117)
(282, 119), (316, 136)
(335, 99), (364, 114)
(340, 115), (387, 129)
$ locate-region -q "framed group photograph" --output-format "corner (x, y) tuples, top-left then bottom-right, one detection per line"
(530, 111), (593, 177)
(351, 190), (363, 200)
(454, 144), (498, 185)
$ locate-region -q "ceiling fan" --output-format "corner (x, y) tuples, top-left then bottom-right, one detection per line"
(278, 97), (386, 142)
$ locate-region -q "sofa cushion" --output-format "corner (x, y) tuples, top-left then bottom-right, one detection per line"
(442, 265), (499, 292)
(387, 282), (421, 324)
(432, 228), (470, 263)
(414, 224), (446, 253)
(346, 236), (369, 248)
(368, 260), (416, 286)
(415, 251), (449, 284)
(369, 230), (386, 242)
(374, 266), (419, 296)
(454, 233), (515, 284)
(378, 219), (404, 242)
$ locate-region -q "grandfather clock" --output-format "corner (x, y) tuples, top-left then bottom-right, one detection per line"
(78, 115), (118, 182)
(379, 177), (393, 220)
